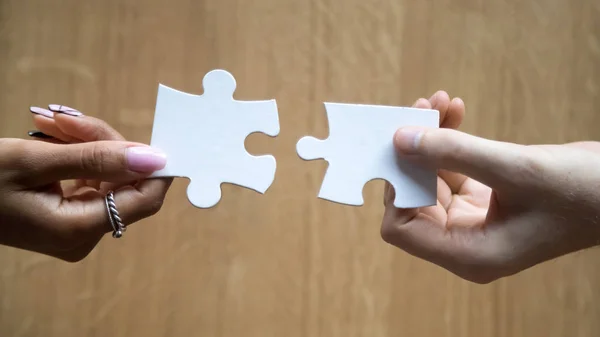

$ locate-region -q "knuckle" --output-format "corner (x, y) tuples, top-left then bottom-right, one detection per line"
(380, 224), (398, 245)
(422, 130), (464, 163)
(88, 127), (105, 142)
(79, 143), (124, 173)
(80, 144), (107, 172)
(442, 134), (467, 162)
(96, 121), (123, 141)
(79, 144), (102, 172)
(76, 121), (107, 142)
(85, 117), (123, 141)
(379, 212), (406, 246)
(487, 145), (549, 188)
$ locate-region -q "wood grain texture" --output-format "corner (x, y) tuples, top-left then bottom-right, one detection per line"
(1, 0), (599, 336)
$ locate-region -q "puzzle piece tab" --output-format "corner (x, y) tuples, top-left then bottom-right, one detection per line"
(149, 69), (280, 208)
(296, 102), (439, 208)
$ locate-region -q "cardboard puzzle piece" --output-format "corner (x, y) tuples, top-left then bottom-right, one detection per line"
(296, 102), (439, 208)
(149, 69), (280, 208)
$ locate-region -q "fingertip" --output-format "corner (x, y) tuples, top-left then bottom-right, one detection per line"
(394, 127), (425, 154)
(430, 90), (450, 105)
(122, 177), (174, 222)
(137, 177), (174, 196)
(443, 97), (466, 129)
(30, 106), (54, 119)
(413, 98), (431, 109)
(28, 130), (53, 139)
(383, 181), (393, 206)
(32, 113), (54, 127)
(451, 96), (464, 106)
(125, 146), (167, 172)
(48, 104), (83, 117)
(32, 113), (80, 143)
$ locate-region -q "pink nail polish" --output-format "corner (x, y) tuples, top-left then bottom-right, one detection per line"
(30, 106), (54, 118)
(126, 147), (167, 172)
(48, 104), (82, 116)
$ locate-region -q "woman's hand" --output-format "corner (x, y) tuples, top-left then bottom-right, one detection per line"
(0, 105), (173, 262)
(381, 93), (600, 284)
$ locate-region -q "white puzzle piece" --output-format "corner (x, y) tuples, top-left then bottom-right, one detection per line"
(296, 103), (439, 208)
(149, 69), (280, 208)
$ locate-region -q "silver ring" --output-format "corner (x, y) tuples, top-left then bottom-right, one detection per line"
(105, 191), (125, 238)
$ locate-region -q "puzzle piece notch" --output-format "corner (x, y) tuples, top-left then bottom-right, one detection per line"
(296, 102), (439, 208)
(149, 69), (280, 208)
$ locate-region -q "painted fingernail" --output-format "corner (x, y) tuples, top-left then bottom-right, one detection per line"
(126, 146), (167, 172)
(30, 106), (53, 118)
(394, 127), (424, 154)
(48, 104), (82, 116)
(27, 130), (53, 139)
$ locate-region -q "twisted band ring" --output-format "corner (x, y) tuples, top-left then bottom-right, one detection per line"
(105, 191), (126, 238)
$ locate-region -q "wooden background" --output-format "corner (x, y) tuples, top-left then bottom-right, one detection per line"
(1, 0), (600, 336)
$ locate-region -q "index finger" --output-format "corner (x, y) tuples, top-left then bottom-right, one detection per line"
(52, 107), (126, 141)
(31, 104), (127, 142)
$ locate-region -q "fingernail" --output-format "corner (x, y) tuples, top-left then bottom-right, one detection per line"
(126, 146), (167, 172)
(394, 127), (424, 154)
(30, 106), (53, 118)
(412, 98), (429, 108)
(27, 130), (53, 139)
(48, 104), (82, 117)
(429, 91), (439, 105)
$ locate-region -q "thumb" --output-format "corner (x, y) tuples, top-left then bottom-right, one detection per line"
(393, 127), (533, 188)
(23, 141), (167, 186)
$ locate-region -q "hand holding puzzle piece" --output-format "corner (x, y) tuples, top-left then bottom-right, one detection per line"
(148, 69), (280, 208)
